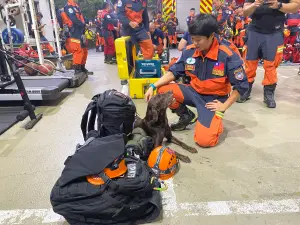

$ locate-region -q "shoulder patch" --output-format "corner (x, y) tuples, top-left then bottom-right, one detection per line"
(233, 67), (244, 80)
(68, 8), (73, 13)
(117, 0), (122, 7)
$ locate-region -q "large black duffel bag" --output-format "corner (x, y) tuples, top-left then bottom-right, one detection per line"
(50, 133), (162, 225)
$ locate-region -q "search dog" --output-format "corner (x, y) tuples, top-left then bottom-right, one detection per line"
(134, 91), (198, 163)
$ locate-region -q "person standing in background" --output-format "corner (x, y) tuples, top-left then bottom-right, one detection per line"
(186, 8), (196, 27)
(117, 0), (154, 59)
(239, 0), (300, 108)
(166, 11), (178, 47)
(64, 0), (93, 75)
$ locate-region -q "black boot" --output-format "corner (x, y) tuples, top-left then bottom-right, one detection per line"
(110, 55), (117, 64)
(81, 65), (94, 75)
(96, 46), (100, 52)
(237, 82), (254, 103)
(104, 55), (109, 63)
(74, 64), (83, 74)
(170, 105), (197, 131)
(264, 84), (276, 108)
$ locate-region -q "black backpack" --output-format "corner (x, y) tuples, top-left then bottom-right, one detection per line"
(81, 89), (136, 140)
(50, 134), (162, 225)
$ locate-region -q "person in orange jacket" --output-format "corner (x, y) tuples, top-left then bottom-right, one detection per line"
(144, 14), (249, 147)
(117, 0), (154, 59)
(64, 0), (93, 75)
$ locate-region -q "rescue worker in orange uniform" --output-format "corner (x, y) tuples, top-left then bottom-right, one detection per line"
(64, 0), (93, 75)
(154, 12), (165, 30)
(186, 8), (196, 27)
(166, 12), (178, 47)
(95, 10), (105, 52)
(117, 0), (154, 59)
(102, 1), (118, 64)
(239, 0), (300, 108)
(149, 22), (167, 56)
(285, 10), (300, 45)
(213, 0), (230, 34)
(144, 14), (249, 147)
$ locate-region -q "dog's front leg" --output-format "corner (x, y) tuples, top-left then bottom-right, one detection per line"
(171, 136), (198, 153)
(165, 125), (172, 142)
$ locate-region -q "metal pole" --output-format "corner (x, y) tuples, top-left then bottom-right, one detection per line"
(4, 6), (13, 52)
(49, 0), (64, 70)
(20, 0), (30, 43)
(49, 0), (62, 59)
(27, 0), (44, 64)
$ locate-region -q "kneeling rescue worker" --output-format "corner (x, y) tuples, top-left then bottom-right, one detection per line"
(117, 0), (154, 59)
(64, 0), (93, 75)
(145, 14), (249, 147)
(240, 0), (300, 107)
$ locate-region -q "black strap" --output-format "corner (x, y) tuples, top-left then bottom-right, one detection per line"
(80, 101), (96, 140)
(87, 105), (97, 134)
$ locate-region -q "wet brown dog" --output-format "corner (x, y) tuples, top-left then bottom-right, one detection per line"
(134, 91), (197, 163)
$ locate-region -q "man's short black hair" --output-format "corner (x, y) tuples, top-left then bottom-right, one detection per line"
(190, 8), (195, 11)
(188, 14), (218, 38)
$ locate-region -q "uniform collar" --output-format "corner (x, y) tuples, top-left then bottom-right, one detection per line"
(192, 37), (219, 60)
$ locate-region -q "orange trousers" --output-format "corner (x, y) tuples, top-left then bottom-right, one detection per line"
(243, 30), (283, 85)
(96, 34), (105, 46)
(168, 35), (177, 45)
(158, 83), (226, 147)
(66, 38), (88, 65)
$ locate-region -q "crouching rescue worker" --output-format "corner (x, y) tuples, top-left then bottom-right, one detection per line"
(64, 0), (93, 75)
(117, 0), (154, 59)
(240, 0), (300, 108)
(149, 22), (167, 56)
(144, 14), (249, 147)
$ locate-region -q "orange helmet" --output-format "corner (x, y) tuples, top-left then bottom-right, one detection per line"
(284, 29), (290, 37)
(87, 157), (127, 185)
(147, 146), (179, 180)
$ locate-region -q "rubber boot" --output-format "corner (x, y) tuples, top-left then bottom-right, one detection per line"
(81, 65), (94, 75)
(74, 64), (83, 75)
(110, 55), (117, 64)
(104, 54), (109, 64)
(263, 84), (276, 108)
(96, 46), (100, 52)
(237, 82), (253, 103)
(170, 105), (197, 131)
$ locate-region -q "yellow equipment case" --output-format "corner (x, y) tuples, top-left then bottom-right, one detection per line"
(115, 37), (164, 99)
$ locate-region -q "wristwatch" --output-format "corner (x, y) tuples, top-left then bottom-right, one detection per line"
(277, 2), (283, 9)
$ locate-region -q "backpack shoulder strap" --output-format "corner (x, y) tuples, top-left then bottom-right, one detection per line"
(81, 101), (97, 140)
